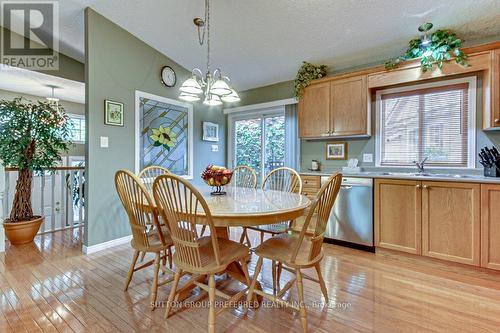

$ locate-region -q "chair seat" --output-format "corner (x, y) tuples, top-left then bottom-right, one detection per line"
(131, 225), (173, 252)
(246, 221), (289, 234)
(174, 236), (250, 274)
(254, 233), (322, 267)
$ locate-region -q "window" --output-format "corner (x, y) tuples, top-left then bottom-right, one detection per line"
(68, 114), (85, 143)
(376, 77), (476, 168)
(229, 108), (285, 182)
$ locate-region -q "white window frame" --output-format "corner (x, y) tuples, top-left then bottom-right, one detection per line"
(67, 113), (85, 144)
(227, 106), (285, 177)
(375, 76), (476, 169)
(134, 90), (193, 179)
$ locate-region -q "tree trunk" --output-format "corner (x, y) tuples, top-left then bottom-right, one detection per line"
(9, 169), (34, 222)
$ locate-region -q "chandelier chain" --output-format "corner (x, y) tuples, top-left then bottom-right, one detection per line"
(206, 0), (210, 72)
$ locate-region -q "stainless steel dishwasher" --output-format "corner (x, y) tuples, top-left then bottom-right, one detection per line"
(321, 176), (374, 250)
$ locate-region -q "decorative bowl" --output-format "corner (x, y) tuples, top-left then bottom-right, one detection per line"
(201, 165), (233, 195)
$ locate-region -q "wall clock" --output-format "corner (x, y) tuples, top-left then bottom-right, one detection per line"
(160, 66), (176, 87)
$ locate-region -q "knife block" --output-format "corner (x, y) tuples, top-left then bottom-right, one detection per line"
(484, 164), (500, 177)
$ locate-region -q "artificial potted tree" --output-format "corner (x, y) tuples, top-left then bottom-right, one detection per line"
(0, 98), (71, 245)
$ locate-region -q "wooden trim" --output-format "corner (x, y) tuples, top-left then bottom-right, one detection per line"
(367, 52), (491, 88)
(307, 41), (500, 86)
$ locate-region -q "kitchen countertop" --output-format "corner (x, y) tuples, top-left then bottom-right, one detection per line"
(300, 170), (500, 184)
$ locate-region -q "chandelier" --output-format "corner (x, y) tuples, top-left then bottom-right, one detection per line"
(179, 0), (240, 105)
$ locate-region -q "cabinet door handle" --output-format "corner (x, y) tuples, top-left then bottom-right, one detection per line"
(495, 119), (500, 124)
(416, 184), (422, 189)
(422, 185), (430, 189)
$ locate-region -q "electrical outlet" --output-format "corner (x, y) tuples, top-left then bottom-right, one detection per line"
(363, 153), (373, 163)
(211, 144), (219, 152)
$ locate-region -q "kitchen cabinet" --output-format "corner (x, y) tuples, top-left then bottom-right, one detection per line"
(298, 75), (369, 138)
(298, 82), (330, 138)
(330, 76), (368, 136)
(491, 49), (500, 128)
(421, 182), (480, 266)
(300, 174), (321, 198)
(375, 179), (422, 254)
(481, 184), (500, 270)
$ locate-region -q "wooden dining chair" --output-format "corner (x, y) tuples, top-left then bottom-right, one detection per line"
(138, 165), (171, 193)
(137, 166), (172, 262)
(231, 165), (258, 188)
(244, 173), (342, 332)
(115, 169), (175, 309)
(152, 174), (251, 333)
(200, 165), (257, 237)
(239, 167), (302, 247)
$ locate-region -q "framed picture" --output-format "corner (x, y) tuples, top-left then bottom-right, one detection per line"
(203, 122), (219, 142)
(135, 90), (193, 179)
(104, 100), (124, 126)
(326, 142), (347, 160)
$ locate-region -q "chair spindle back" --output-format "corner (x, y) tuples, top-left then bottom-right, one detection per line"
(138, 166), (171, 193)
(262, 167), (302, 194)
(153, 174), (221, 268)
(232, 165), (257, 189)
(115, 169), (165, 249)
(291, 173), (342, 263)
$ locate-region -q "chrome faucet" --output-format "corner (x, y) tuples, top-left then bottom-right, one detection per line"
(413, 157), (428, 173)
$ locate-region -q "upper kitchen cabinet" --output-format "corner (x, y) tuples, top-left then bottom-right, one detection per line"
(298, 82), (330, 138)
(330, 76), (368, 136)
(490, 49), (500, 128)
(298, 74), (370, 138)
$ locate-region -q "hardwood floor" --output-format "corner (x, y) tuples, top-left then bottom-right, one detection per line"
(2, 228), (500, 332)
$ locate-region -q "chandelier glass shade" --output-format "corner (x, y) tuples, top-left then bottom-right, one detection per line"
(179, 0), (240, 105)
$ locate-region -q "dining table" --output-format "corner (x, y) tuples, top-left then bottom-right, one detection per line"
(147, 184), (311, 305)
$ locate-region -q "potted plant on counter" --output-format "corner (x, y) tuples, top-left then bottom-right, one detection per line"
(0, 98), (71, 245)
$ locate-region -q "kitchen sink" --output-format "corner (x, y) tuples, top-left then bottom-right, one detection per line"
(374, 172), (481, 179)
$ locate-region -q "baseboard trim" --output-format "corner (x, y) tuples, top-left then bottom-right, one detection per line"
(82, 235), (132, 254)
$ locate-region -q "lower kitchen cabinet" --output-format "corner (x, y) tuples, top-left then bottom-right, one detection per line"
(375, 179), (422, 254)
(421, 182), (480, 266)
(481, 184), (500, 270)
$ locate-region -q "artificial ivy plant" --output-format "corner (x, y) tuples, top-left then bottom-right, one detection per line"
(0, 98), (72, 222)
(385, 23), (468, 72)
(294, 61), (328, 98)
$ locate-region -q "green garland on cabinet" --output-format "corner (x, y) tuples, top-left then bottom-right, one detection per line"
(294, 62), (328, 98)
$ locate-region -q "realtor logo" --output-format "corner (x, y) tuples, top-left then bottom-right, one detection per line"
(1, 1), (59, 70)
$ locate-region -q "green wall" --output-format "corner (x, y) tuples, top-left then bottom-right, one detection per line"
(235, 80), (294, 106)
(85, 9), (226, 247)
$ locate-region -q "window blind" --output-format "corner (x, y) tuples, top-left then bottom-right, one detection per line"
(378, 82), (471, 167)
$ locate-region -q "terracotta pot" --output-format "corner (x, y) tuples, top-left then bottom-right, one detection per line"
(3, 216), (44, 245)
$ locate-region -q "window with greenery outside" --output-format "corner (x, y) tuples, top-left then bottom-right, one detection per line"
(234, 116), (285, 180)
(0, 98), (72, 222)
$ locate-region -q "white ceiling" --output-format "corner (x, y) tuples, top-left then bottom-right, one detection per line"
(0, 65), (85, 104)
(17, 1), (500, 91)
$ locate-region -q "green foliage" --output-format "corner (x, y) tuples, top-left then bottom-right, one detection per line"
(234, 116), (285, 178)
(294, 62), (328, 98)
(385, 29), (467, 72)
(0, 97), (72, 171)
